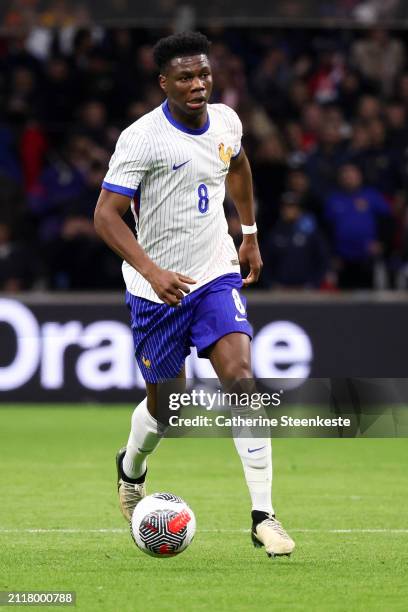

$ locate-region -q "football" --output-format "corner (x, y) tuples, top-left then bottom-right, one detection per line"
(130, 493), (196, 558)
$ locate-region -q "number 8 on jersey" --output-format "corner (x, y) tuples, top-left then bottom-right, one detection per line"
(197, 183), (209, 213)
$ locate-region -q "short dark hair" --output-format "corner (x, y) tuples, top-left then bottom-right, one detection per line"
(153, 31), (210, 72)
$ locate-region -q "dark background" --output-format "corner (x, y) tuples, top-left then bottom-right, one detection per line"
(1, 294), (407, 402)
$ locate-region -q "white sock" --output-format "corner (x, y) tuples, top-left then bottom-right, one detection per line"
(122, 398), (164, 479)
(233, 434), (273, 515)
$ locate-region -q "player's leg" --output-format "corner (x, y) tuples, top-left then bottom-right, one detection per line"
(121, 368), (185, 480)
(120, 385), (162, 480)
(117, 291), (192, 521)
(117, 369), (187, 521)
(208, 332), (295, 557)
(116, 386), (157, 521)
(208, 333), (274, 515)
(189, 274), (294, 556)
(189, 276), (274, 518)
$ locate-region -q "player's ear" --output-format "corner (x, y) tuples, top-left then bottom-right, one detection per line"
(158, 74), (167, 94)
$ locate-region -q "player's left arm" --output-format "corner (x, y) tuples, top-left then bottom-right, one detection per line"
(226, 148), (263, 286)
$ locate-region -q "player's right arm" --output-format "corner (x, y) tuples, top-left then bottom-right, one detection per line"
(94, 189), (195, 306)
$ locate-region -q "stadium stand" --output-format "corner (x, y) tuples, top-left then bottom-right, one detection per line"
(1, 13), (408, 290)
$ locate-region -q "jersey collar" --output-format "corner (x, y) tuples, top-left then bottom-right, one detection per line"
(162, 100), (210, 135)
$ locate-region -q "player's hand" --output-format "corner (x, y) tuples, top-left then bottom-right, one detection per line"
(146, 267), (196, 306)
(239, 235), (263, 286)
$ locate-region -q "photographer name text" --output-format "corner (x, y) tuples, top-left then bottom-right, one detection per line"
(168, 415), (351, 428)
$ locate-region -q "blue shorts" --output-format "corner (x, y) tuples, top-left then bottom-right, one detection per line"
(126, 273), (253, 383)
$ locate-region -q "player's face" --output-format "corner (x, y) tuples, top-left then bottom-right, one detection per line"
(159, 54), (213, 119)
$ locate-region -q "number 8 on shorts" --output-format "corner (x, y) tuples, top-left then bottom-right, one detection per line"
(232, 288), (246, 315)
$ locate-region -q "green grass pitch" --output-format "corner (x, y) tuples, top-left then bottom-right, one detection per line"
(0, 406), (407, 612)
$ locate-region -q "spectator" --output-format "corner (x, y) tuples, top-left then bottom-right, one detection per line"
(364, 118), (402, 196)
(357, 94), (382, 122)
(351, 28), (405, 96)
(308, 48), (344, 105)
(287, 78), (310, 120)
(285, 121), (308, 166)
(345, 122), (371, 168)
(39, 56), (75, 125)
(286, 168), (324, 222)
(135, 44), (161, 95)
(305, 121), (348, 198)
(6, 66), (40, 122)
(46, 159), (122, 289)
(337, 67), (363, 120)
(78, 48), (115, 109)
(301, 101), (324, 152)
(0, 222), (34, 290)
(75, 100), (109, 146)
(252, 134), (289, 243)
(28, 135), (90, 242)
(325, 163), (391, 288)
(20, 120), (48, 190)
(252, 47), (290, 119)
(71, 28), (94, 72)
(263, 193), (330, 289)
(385, 100), (408, 152)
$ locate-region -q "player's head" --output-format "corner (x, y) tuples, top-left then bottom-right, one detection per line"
(153, 31), (212, 118)
(338, 163), (363, 192)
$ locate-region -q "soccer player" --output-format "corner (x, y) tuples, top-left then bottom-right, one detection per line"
(94, 31), (295, 557)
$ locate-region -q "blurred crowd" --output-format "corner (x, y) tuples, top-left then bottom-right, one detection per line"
(2, 24), (408, 291)
(2, 0), (406, 29)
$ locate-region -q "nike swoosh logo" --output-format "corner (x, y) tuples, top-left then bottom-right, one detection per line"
(235, 314), (247, 321)
(248, 446), (266, 453)
(173, 160), (191, 170)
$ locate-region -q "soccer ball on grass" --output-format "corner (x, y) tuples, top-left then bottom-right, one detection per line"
(131, 493), (196, 558)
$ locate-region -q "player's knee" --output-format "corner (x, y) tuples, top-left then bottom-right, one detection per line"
(146, 399), (157, 418)
(222, 356), (252, 381)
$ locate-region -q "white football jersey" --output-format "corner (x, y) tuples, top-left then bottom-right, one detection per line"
(103, 100), (242, 303)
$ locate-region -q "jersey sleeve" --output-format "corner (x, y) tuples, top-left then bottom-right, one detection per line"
(102, 128), (152, 198)
(232, 113), (243, 159)
(222, 105), (243, 159)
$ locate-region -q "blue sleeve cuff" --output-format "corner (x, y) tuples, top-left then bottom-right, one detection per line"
(231, 146), (242, 160)
(102, 181), (136, 198)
